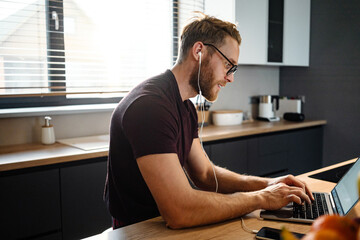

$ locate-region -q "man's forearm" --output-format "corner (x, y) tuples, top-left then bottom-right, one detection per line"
(163, 187), (264, 229)
(164, 173), (310, 229)
(204, 165), (271, 193)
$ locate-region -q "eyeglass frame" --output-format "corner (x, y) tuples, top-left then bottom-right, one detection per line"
(203, 43), (238, 76)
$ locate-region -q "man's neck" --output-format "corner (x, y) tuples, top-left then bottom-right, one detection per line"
(171, 62), (197, 102)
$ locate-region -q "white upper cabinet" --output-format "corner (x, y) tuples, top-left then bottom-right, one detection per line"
(237, 0), (311, 66)
(205, 0), (311, 66)
(204, 0), (236, 24)
(204, 0), (238, 62)
(282, 0), (311, 66)
(236, 0), (268, 65)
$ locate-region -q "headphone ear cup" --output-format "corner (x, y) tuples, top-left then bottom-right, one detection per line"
(198, 52), (202, 61)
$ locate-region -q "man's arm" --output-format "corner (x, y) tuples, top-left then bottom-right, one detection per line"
(137, 150), (310, 229)
(184, 138), (267, 193)
(185, 138), (314, 197)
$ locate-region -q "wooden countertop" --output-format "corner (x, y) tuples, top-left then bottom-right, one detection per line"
(0, 119), (326, 172)
(201, 119), (326, 142)
(86, 158), (359, 240)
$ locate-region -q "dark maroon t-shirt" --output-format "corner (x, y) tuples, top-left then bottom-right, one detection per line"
(104, 70), (198, 226)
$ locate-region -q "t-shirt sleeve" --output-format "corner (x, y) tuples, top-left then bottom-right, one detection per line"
(122, 96), (179, 159)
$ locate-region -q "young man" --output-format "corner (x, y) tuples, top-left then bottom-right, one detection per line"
(104, 14), (313, 229)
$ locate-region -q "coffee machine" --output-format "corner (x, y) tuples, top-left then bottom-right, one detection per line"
(258, 95), (280, 122)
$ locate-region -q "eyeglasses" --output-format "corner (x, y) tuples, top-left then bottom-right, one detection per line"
(203, 43), (237, 76)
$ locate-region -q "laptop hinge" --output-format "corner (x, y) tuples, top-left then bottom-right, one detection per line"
(329, 194), (337, 214)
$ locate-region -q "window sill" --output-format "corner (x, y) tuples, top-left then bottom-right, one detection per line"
(0, 103), (117, 118)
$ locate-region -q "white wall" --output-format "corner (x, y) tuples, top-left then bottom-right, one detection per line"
(0, 66), (279, 146)
(211, 65), (279, 112)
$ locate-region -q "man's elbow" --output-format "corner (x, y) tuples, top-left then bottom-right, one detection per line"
(165, 219), (186, 229)
(160, 207), (191, 229)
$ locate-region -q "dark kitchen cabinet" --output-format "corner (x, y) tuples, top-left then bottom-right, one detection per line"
(287, 127), (323, 175)
(0, 169), (62, 240)
(204, 126), (323, 178)
(248, 132), (289, 177)
(210, 139), (248, 174)
(0, 157), (111, 240)
(60, 159), (111, 240)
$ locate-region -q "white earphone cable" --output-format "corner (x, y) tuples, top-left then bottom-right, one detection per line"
(196, 54), (257, 234)
(197, 52), (218, 193)
(240, 217), (259, 234)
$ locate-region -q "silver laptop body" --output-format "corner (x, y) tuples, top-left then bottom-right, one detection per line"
(260, 157), (360, 224)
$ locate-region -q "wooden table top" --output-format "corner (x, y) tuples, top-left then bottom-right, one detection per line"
(0, 120), (326, 172)
(86, 158), (359, 240)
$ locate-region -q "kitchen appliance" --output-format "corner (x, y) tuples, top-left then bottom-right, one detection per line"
(258, 95), (280, 122)
(283, 112), (305, 122)
(276, 97), (303, 118)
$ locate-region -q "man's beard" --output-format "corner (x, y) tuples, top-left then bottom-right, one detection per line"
(189, 57), (218, 102)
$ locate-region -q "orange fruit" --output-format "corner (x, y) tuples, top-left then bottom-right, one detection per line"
(310, 215), (358, 240)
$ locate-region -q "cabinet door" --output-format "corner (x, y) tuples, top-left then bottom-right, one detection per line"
(248, 133), (289, 176)
(61, 159), (111, 240)
(204, 0), (235, 23)
(210, 139), (247, 174)
(236, 0), (268, 65)
(283, 0), (310, 66)
(0, 169), (61, 239)
(288, 127), (323, 175)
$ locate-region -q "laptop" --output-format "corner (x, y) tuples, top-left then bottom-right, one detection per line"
(260, 157), (360, 223)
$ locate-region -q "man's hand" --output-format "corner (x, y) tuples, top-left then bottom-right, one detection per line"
(268, 174), (314, 202)
(259, 182), (311, 210)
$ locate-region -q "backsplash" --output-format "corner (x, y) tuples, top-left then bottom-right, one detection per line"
(0, 112), (113, 146)
(211, 65), (279, 113)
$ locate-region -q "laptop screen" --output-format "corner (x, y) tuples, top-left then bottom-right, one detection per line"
(331, 157), (360, 215)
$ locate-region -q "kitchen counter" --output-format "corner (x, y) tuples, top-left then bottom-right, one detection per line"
(0, 119), (326, 172)
(201, 119), (326, 142)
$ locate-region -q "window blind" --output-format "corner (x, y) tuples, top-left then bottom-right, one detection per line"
(173, 0), (205, 64)
(0, 0), (48, 97)
(0, 0), (204, 102)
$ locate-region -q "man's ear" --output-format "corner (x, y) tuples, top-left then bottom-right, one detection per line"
(192, 41), (203, 62)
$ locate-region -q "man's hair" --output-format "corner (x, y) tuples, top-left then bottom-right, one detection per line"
(177, 12), (241, 63)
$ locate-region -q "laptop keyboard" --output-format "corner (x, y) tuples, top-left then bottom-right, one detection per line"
(293, 193), (329, 219)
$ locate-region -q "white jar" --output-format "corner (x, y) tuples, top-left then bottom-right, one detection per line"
(212, 110), (243, 126)
(41, 116), (55, 145)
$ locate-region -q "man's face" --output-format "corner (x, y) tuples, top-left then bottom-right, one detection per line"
(189, 55), (218, 102)
(189, 37), (240, 102)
